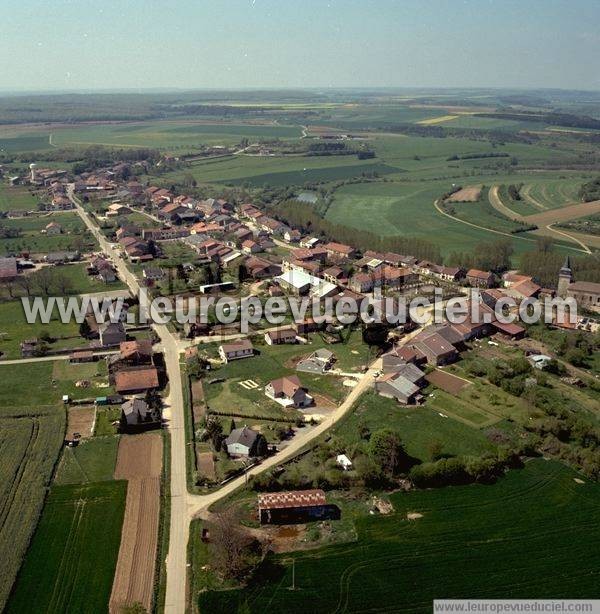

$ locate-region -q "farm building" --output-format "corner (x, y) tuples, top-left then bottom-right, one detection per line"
(114, 366), (159, 394)
(257, 489), (340, 525)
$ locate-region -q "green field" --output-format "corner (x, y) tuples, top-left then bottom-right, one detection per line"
(48, 120), (303, 150)
(324, 176), (585, 256)
(334, 391), (496, 460)
(0, 134), (53, 153)
(6, 481), (126, 614)
(520, 179), (584, 210)
(198, 460), (600, 612)
(54, 436), (119, 485)
(0, 405), (65, 609)
(0, 212), (97, 255)
(0, 185), (42, 212)
(0, 361), (112, 406)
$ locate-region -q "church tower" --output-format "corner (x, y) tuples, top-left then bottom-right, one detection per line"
(557, 255), (573, 298)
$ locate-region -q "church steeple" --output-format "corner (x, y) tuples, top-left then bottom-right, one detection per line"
(557, 255), (573, 298)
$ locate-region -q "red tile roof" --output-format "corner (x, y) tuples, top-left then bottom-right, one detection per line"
(258, 489), (326, 510)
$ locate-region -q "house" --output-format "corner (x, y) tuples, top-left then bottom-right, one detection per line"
(336, 454), (353, 471)
(244, 256), (281, 279)
(323, 266), (347, 285)
(466, 269), (495, 288)
(219, 339), (254, 363)
(275, 269), (337, 298)
(323, 242), (356, 261)
(142, 266), (165, 283)
(408, 328), (459, 366)
(119, 339), (153, 365)
(258, 489), (338, 524)
(265, 375), (313, 408)
(225, 426), (267, 458)
(44, 221), (62, 235)
(374, 363), (426, 404)
(119, 397), (161, 432)
(114, 366), (159, 394)
(241, 239), (262, 254)
(300, 237), (320, 249)
(106, 203), (131, 217)
(99, 321), (126, 347)
(296, 348), (335, 374)
(284, 229), (301, 243)
(265, 328), (297, 345)
(293, 318), (321, 335)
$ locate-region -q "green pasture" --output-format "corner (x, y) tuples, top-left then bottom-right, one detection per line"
(0, 404), (65, 609)
(199, 460), (600, 612)
(6, 481), (126, 614)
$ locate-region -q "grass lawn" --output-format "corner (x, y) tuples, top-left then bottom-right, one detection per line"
(0, 212), (97, 255)
(0, 405), (65, 609)
(54, 436), (119, 485)
(0, 361), (112, 407)
(0, 300), (81, 359)
(199, 460), (600, 612)
(0, 185), (43, 212)
(335, 391), (496, 461)
(6, 481), (127, 614)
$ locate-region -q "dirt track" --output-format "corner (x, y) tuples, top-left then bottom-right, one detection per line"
(110, 434), (163, 614)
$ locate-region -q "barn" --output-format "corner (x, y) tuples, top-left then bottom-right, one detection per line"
(257, 489), (340, 525)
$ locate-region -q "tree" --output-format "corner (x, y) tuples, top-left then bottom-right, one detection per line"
(230, 418), (236, 433)
(209, 508), (263, 580)
(32, 267), (56, 296)
(55, 271), (74, 295)
(427, 439), (444, 461)
(368, 428), (410, 477)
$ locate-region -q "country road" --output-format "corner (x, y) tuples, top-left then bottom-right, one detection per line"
(67, 187), (189, 614)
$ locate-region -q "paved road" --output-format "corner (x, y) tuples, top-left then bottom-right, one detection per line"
(68, 186), (189, 614)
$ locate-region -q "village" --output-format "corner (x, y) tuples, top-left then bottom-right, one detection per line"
(1, 155), (600, 613)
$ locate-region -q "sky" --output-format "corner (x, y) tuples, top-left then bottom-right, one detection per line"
(1, 0), (600, 92)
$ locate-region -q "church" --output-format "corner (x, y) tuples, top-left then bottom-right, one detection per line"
(557, 256), (600, 313)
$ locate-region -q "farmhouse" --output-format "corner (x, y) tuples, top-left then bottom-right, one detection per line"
(258, 489), (339, 524)
(408, 328), (459, 366)
(219, 339), (254, 362)
(264, 328), (297, 345)
(466, 269), (495, 288)
(119, 339), (153, 365)
(224, 426), (267, 458)
(114, 366), (159, 394)
(323, 241), (356, 261)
